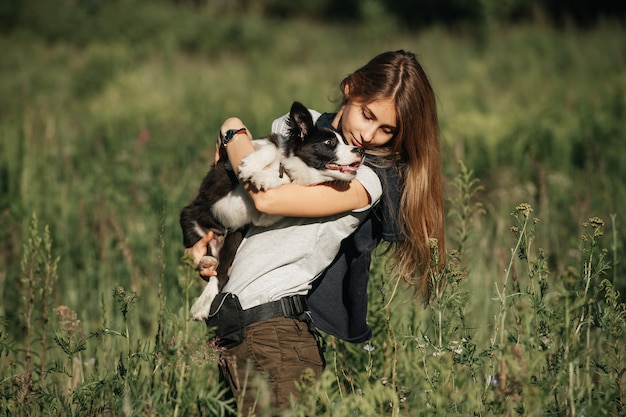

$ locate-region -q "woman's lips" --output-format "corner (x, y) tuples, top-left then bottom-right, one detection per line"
(351, 134), (362, 148)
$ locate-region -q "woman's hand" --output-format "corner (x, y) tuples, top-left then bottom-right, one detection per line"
(184, 232), (218, 278)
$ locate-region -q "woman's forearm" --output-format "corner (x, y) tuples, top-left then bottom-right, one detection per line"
(220, 117), (255, 176)
(248, 180), (371, 217)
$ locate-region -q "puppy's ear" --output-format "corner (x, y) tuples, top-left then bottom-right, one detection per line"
(287, 101), (314, 141)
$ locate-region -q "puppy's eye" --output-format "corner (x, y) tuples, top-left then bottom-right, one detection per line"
(324, 138), (336, 147)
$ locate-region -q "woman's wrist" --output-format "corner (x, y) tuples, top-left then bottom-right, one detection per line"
(218, 118), (255, 176)
(220, 127), (247, 148)
(218, 118), (248, 149)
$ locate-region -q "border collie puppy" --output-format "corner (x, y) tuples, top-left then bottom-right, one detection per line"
(180, 101), (364, 320)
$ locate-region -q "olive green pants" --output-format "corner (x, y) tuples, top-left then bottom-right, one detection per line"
(220, 317), (324, 416)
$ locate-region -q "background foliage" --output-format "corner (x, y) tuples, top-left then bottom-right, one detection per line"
(0, 1), (625, 416)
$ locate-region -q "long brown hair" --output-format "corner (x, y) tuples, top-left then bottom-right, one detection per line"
(340, 50), (445, 302)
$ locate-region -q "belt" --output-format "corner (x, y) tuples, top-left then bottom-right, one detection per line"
(241, 295), (309, 326)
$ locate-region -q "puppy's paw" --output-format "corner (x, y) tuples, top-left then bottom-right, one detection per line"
(190, 276), (219, 321)
(237, 160), (259, 183)
(198, 255), (219, 271)
(197, 255), (218, 277)
(248, 170), (285, 190)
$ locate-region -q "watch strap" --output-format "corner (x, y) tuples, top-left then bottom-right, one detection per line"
(219, 127), (247, 148)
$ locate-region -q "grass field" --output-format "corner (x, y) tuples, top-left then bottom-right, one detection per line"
(1, 7), (625, 416)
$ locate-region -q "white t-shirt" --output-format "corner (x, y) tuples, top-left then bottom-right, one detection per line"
(222, 111), (383, 310)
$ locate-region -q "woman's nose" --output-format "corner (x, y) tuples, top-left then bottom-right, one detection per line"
(361, 127), (375, 143)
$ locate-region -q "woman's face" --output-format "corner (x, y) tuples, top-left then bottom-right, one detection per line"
(334, 98), (397, 149)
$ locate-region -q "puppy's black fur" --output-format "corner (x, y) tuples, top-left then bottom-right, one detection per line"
(179, 148), (244, 283)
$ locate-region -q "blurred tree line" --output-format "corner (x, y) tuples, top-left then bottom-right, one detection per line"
(232, 0), (626, 28)
(1, 0), (624, 42)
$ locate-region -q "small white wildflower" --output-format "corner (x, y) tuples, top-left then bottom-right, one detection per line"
(363, 344), (376, 352)
(432, 350), (445, 357)
(398, 386), (408, 402)
(449, 340), (463, 355)
(414, 338), (427, 349)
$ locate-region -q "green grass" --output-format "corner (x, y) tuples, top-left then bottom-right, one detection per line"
(1, 9), (625, 416)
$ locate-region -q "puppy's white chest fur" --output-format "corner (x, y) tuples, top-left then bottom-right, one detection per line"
(282, 157), (328, 184)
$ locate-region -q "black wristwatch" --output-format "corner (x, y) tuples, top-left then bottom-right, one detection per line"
(219, 128), (247, 148)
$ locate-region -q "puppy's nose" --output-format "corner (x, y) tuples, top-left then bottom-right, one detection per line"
(352, 147), (365, 156)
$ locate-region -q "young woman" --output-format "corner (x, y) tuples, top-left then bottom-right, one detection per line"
(186, 50), (445, 414)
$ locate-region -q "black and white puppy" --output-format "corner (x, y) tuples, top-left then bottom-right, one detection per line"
(180, 101), (364, 320)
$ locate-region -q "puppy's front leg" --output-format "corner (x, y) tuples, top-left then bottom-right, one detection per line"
(190, 276), (219, 321)
(238, 144), (278, 183)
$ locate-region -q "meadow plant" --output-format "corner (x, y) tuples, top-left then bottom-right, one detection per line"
(478, 207), (625, 416)
(0, 214), (232, 416)
(276, 164), (625, 417)
(1, 161), (625, 416)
